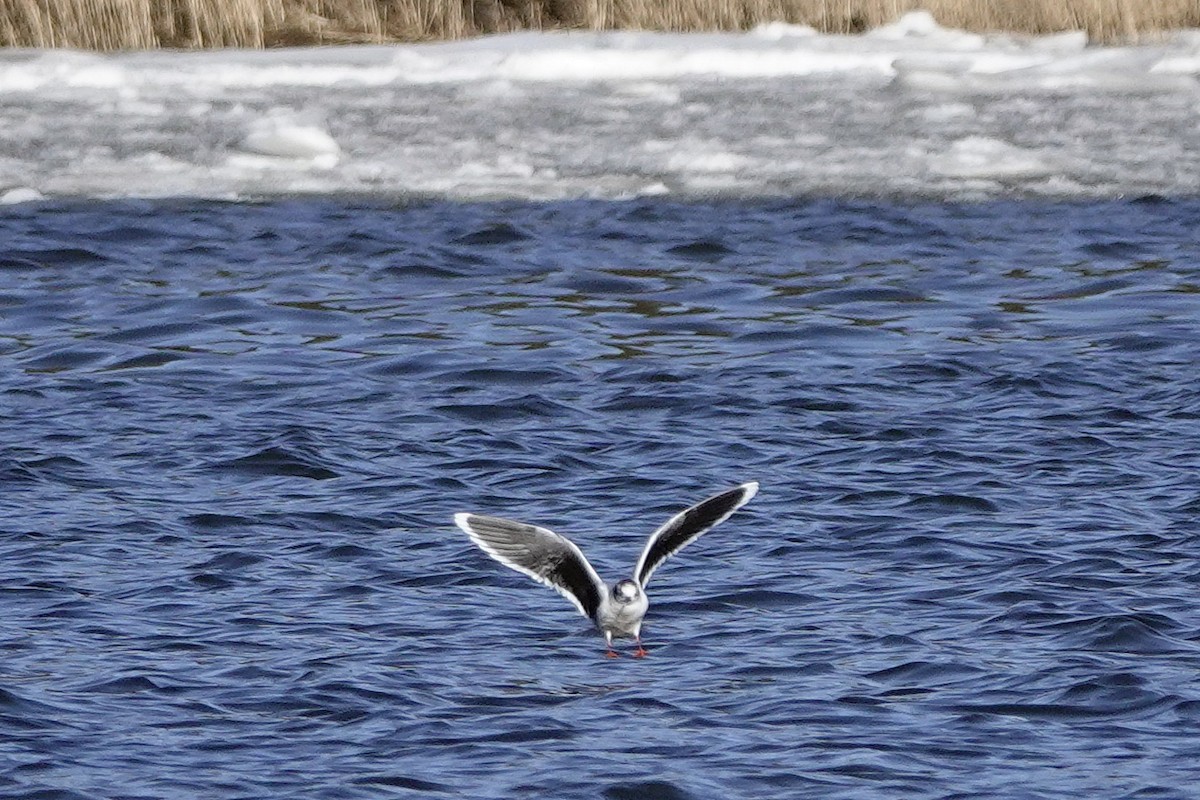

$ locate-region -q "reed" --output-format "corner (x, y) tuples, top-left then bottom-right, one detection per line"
(0, 0), (1196, 49)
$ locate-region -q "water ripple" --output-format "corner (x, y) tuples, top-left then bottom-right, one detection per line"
(2, 197), (1199, 799)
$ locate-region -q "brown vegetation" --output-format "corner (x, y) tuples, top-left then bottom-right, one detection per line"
(0, 0), (1196, 50)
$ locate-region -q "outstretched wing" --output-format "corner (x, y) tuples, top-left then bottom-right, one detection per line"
(454, 513), (605, 620)
(634, 482), (759, 588)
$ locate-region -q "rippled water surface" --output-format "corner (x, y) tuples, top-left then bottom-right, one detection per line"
(3, 197), (1200, 799)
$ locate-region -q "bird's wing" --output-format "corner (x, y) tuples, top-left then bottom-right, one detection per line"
(455, 513), (605, 620)
(634, 482), (759, 588)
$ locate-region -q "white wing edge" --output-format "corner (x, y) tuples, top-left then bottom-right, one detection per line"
(454, 512), (605, 619)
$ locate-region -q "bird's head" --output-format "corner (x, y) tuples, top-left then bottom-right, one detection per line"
(612, 579), (640, 604)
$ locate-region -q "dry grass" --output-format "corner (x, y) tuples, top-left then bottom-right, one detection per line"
(0, 0), (1196, 49)
(602, 0), (1200, 39)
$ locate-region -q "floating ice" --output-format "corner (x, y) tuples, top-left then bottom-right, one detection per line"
(934, 137), (1056, 180)
(0, 12), (1196, 201)
(751, 22), (819, 41)
(238, 113), (341, 166)
(867, 10), (986, 50)
(0, 186), (45, 204)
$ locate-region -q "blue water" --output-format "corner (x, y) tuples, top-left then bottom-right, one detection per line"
(2, 197), (1200, 799)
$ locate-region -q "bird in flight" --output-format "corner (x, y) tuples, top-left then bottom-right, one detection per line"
(454, 482), (758, 658)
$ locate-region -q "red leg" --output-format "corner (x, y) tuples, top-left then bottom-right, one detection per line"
(633, 635), (648, 658)
(604, 634), (619, 658)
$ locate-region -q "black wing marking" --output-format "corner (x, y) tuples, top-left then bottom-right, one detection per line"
(455, 513), (605, 621)
(634, 482), (759, 587)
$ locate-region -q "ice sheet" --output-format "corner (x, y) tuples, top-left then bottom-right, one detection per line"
(0, 12), (1196, 201)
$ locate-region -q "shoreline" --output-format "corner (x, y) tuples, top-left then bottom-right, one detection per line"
(2, 1), (1198, 51)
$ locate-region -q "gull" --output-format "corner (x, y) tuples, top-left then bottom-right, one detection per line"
(454, 482), (758, 658)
